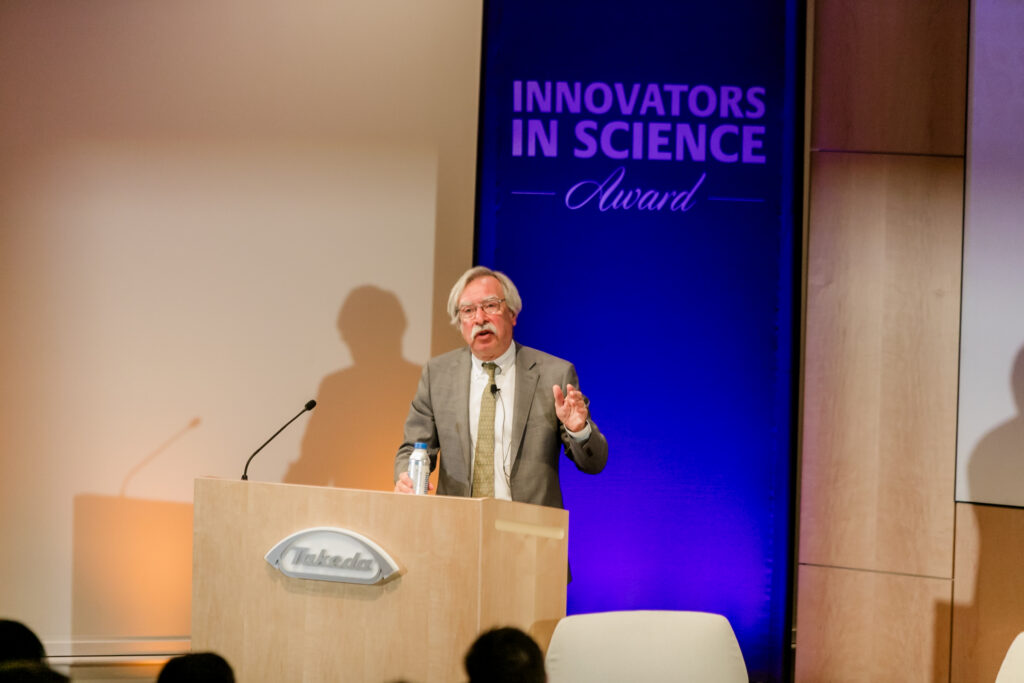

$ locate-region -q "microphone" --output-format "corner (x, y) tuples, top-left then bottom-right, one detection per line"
(241, 400), (316, 480)
(490, 383), (499, 396)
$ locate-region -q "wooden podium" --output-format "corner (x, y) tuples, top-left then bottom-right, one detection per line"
(191, 478), (569, 682)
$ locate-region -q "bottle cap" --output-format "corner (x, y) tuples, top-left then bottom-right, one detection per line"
(414, 442), (428, 449)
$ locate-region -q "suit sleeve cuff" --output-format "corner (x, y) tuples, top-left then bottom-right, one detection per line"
(566, 422), (592, 442)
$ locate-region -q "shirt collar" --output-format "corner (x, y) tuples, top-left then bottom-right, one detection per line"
(471, 342), (516, 377)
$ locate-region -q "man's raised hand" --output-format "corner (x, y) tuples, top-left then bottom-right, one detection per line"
(553, 383), (589, 432)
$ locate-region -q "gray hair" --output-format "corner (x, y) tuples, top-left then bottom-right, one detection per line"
(447, 266), (523, 325)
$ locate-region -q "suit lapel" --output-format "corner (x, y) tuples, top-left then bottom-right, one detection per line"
(450, 349), (473, 474)
(511, 344), (539, 466)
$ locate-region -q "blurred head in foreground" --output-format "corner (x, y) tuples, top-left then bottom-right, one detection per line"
(464, 627), (546, 683)
(157, 652), (235, 683)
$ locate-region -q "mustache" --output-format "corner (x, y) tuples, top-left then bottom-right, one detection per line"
(472, 322), (497, 338)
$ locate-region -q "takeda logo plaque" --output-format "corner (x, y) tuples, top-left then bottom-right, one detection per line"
(265, 527), (400, 585)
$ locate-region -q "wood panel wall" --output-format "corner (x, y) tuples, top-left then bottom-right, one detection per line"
(796, 0), (968, 680)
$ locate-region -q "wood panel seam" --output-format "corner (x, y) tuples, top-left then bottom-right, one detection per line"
(798, 562), (953, 582)
(810, 147), (965, 159)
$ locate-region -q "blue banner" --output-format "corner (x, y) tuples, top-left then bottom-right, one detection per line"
(476, 2), (801, 680)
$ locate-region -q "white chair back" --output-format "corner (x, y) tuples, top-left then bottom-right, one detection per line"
(545, 610), (748, 683)
(996, 632), (1024, 683)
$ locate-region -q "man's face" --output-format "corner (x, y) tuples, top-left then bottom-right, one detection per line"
(458, 276), (517, 361)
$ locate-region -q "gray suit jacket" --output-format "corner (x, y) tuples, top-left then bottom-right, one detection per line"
(395, 343), (608, 509)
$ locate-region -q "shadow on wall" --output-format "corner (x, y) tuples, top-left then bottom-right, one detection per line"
(946, 342), (1024, 682)
(284, 285), (422, 491)
(967, 344), (1024, 505)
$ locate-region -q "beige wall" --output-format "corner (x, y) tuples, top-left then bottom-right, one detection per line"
(0, 0), (479, 674)
(797, 0), (1024, 681)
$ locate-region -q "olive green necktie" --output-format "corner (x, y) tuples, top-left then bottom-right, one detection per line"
(472, 362), (498, 497)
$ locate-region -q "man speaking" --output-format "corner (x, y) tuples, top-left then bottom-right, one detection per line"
(394, 266), (607, 507)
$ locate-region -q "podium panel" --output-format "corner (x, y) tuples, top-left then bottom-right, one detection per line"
(192, 478), (568, 682)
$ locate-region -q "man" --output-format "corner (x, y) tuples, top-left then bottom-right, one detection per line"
(0, 620), (46, 665)
(464, 627), (546, 683)
(0, 620), (67, 683)
(394, 266), (607, 507)
(157, 653), (235, 683)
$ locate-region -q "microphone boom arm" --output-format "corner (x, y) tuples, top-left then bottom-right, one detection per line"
(241, 400), (316, 481)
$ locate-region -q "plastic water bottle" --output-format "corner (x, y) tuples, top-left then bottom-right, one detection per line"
(408, 442), (429, 495)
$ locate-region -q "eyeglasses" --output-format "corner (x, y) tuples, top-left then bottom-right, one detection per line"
(457, 298), (506, 320)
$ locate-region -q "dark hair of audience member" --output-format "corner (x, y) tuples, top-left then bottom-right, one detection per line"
(464, 627), (546, 683)
(157, 652), (235, 683)
(0, 661), (69, 683)
(0, 620), (46, 665)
